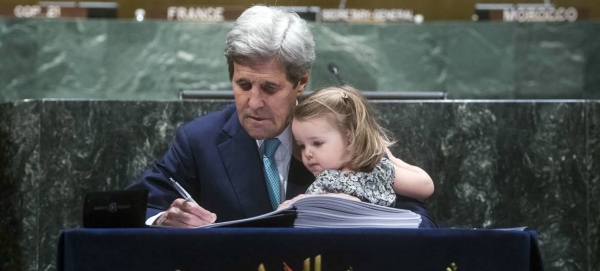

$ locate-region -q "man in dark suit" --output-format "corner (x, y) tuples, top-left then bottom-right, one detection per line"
(128, 5), (437, 228)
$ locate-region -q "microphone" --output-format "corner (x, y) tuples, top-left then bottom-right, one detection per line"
(327, 62), (344, 85)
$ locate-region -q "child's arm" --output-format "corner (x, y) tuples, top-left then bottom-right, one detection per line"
(385, 148), (434, 200)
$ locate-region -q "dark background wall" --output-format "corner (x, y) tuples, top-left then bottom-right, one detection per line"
(0, 99), (598, 271)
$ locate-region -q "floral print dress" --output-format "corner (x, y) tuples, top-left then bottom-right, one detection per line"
(305, 158), (396, 206)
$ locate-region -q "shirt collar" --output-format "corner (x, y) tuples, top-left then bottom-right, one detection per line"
(256, 125), (292, 155)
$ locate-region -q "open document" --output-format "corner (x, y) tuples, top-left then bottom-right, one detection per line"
(198, 195), (422, 229)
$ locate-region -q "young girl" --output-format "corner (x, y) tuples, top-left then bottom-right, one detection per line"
(289, 85), (434, 207)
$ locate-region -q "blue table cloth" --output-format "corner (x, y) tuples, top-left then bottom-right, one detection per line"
(58, 228), (543, 271)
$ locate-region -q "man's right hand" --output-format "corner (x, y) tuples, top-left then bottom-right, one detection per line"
(154, 199), (217, 228)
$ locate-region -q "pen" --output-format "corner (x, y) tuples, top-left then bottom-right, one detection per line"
(168, 177), (198, 204)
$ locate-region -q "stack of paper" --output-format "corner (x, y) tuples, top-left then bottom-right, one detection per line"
(291, 195), (422, 228)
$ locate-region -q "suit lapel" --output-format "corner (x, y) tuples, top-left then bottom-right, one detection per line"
(286, 156), (315, 200)
(218, 112), (272, 218)
(218, 110), (316, 215)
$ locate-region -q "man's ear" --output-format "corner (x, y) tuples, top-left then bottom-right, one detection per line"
(296, 71), (310, 97)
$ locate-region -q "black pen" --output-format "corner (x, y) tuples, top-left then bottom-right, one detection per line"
(168, 177), (198, 204)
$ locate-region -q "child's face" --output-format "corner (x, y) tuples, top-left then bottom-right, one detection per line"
(292, 117), (350, 176)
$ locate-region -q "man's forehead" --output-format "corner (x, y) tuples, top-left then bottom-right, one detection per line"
(233, 61), (287, 82)
(235, 56), (282, 65)
(235, 57), (286, 71)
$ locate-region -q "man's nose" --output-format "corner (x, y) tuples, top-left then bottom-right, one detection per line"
(247, 87), (264, 110)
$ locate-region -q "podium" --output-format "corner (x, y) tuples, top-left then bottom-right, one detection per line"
(58, 228), (543, 271)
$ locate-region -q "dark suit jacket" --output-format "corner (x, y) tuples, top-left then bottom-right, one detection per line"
(128, 104), (437, 228)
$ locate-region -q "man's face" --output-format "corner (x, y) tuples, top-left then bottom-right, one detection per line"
(232, 58), (308, 140)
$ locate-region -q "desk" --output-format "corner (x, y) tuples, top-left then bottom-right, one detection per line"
(58, 228), (543, 271)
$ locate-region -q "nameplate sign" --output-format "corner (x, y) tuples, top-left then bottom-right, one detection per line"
(321, 8), (422, 23)
(475, 4), (581, 22)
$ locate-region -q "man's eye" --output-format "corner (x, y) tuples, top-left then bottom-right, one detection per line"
(237, 82), (251, 90)
(262, 84), (279, 94)
(263, 87), (277, 94)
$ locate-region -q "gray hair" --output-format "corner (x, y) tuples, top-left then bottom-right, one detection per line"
(224, 5), (316, 86)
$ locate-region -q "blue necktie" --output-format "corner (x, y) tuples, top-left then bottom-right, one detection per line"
(263, 138), (281, 210)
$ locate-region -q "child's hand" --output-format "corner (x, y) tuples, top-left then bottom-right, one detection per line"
(322, 193), (360, 202)
(385, 147), (435, 200)
(277, 194), (312, 210)
(277, 200), (293, 210)
(276, 193), (360, 210)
